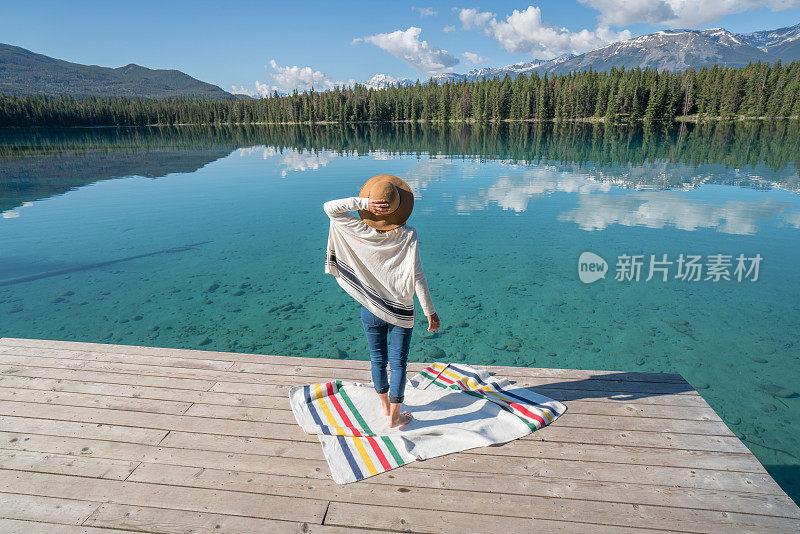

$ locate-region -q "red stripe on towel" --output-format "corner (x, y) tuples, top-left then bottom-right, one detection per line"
(325, 381), (392, 470)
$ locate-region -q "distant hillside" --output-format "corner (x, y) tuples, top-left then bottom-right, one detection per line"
(0, 43), (234, 99)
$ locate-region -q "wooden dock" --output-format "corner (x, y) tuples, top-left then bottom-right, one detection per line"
(0, 336), (798, 533)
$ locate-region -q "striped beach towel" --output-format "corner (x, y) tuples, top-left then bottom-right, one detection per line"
(289, 362), (567, 483)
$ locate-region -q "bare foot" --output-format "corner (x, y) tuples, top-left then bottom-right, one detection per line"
(389, 410), (413, 429)
(378, 392), (391, 416)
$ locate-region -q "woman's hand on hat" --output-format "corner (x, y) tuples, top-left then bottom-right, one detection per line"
(427, 313), (440, 332)
(368, 198), (391, 215)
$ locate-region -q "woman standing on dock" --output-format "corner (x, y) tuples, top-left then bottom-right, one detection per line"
(324, 174), (440, 429)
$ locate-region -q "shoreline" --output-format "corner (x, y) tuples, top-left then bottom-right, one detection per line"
(2, 115), (800, 129)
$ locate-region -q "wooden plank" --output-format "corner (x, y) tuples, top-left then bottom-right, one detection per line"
(324, 500), (797, 534)
(0, 375), (288, 408)
(0, 401), (294, 441)
(0, 345), (237, 371)
(0, 338), (688, 382)
(0, 449), (138, 480)
(0, 364), (216, 392)
(0, 352), (698, 396)
(530, 425), (750, 453)
(84, 503), (366, 534)
(127, 462), (800, 533)
(0, 491), (101, 525)
(0, 518), (141, 534)
(0, 387), (193, 415)
(0, 416), (168, 445)
(323, 502), (656, 534)
(0, 469), (328, 524)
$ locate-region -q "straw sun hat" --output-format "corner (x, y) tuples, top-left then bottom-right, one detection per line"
(357, 174), (415, 231)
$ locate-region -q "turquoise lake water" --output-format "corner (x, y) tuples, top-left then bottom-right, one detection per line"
(1, 123), (798, 502)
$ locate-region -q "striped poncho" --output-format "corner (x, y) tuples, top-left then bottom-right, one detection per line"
(323, 196), (435, 328)
(289, 362), (567, 483)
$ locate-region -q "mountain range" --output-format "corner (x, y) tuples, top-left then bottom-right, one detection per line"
(366, 22), (800, 89)
(2, 22), (799, 98)
(0, 43), (234, 98)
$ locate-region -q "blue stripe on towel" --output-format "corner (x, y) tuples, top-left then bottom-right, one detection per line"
(306, 384), (363, 479)
(336, 434), (364, 480)
(304, 385), (330, 434)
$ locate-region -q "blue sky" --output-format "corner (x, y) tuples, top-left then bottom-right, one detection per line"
(2, 1), (799, 95)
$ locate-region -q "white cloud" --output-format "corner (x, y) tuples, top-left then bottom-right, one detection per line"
(231, 81), (281, 98)
(412, 6), (437, 17)
(458, 6), (631, 59)
(356, 27), (459, 74)
(579, 0), (800, 28)
(458, 7), (495, 29)
(462, 51), (487, 64)
(267, 59), (354, 92)
(443, 25), (457, 33)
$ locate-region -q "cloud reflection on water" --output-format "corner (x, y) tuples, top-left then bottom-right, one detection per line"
(452, 161), (798, 235)
(238, 145), (336, 177)
(558, 193), (790, 235)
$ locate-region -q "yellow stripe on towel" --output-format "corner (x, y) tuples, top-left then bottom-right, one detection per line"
(314, 383), (378, 476)
(439, 368), (555, 424)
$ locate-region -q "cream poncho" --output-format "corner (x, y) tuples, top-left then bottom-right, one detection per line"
(324, 196), (435, 328)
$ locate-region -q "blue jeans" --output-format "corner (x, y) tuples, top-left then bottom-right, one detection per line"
(360, 305), (413, 403)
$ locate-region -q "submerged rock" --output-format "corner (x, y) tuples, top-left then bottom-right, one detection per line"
(759, 383), (798, 398)
(427, 346), (447, 359)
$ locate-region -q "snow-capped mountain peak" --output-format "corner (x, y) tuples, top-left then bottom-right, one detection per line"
(739, 23), (800, 50)
(364, 74), (413, 89)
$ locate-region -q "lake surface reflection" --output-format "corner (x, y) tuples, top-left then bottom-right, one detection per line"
(1, 122), (799, 503)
